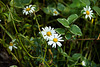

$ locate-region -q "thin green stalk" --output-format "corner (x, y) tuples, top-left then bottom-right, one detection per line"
(34, 13), (41, 32)
(11, 52), (20, 62)
(7, 5), (18, 34)
(43, 42), (48, 63)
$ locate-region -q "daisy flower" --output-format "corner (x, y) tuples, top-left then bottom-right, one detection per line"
(23, 5), (35, 15)
(82, 61), (86, 66)
(83, 6), (93, 20)
(53, 9), (59, 16)
(9, 39), (17, 51)
(41, 26), (56, 41)
(48, 34), (64, 48)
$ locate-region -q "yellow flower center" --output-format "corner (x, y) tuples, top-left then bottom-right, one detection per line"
(10, 42), (13, 46)
(46, 31), (52, 36)
(86, 11), (90, 15)
(53, 38), (58, 42)
(26, 8), (31, 11)
(54, 11), (57, 14)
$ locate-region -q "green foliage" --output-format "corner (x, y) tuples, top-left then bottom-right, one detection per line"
(55, 28), (65, 35)
(80, 0), (90, 6)
(67, 14), (78, 25)
(0, 0), (100, 67)
(10, 0), (32, 8)
(93, 6), (100, 16)
(69, 24), (82, 36)
(57, 18), (70, 28)
(57, 3), (66, 11)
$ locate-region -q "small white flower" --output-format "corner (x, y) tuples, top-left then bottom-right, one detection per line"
(9, 39), (17, 51)
(48, 34), (64, 48)
(83, 6), (93, 20)
(23, 5), (35, 15)
(82, 61), (86, 66)
(0, 20), (1, 22)
(53, 9), (59, 16)
(41, 26), (56, 41)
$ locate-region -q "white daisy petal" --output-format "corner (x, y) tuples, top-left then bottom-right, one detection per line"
(13, 46), (17, 49)
(52, 43), (56, 48)
(85, 15), (88, 19)
(9, 46), (12, 51)
(48, 41), (53, 45)
(57, 42), (62, 47)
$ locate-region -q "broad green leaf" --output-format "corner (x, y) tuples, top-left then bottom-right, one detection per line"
(57, 3), (65, 11)
(55, 28), (65, 35)
(22, 24), (32, 30)
(43, 7), (50, 14)
(57, 18), (70, 28)
(92, 0), (97, 4)
(80, 0), (90, 6)
(10, 0), (32, 8)
(72, 53), (81, 60)
(93, 6), (100, 16)
(69, 24), (82, 36)
(65, 33), (72, 40)
(67, 14), (78, 24)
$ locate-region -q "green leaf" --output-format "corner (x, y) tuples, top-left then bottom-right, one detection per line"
(57, 3), (65, 11)
(92, 0), (97, 4)
(57, 18), (70, 28)
(22, 24), (32, 30)
(80, 0), (90, 6)
(55, 28), (65, 35)
(72, 53), (81, 60)
(10, 0), (32, 8)
(43, 7), (50, 14)
(69, 24), (82, 36)
(65, 33), (72, 40)
(67, 14), (78, 24)
(93, 6), (100, 16)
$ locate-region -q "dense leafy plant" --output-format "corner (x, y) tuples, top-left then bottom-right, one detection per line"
(0, 0), (100, 67)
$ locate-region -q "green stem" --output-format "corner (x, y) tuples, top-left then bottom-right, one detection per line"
(43, 42), (48, 63)
(11, 52), (20, 62)
(7, 5), (18, 34)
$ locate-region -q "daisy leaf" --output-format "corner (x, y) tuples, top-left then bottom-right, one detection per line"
(67, 14), (78, 25)
(80, 0), (90, 6)
(57, 18), (70, 28)
(93, 6), (100, 16)
(69, 24), (82, 36)
(55, 28), (65, 35)
(10, 0), (32, 8)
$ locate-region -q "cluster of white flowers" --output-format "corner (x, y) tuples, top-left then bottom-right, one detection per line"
(53, 9), (59, 16)
(9, 39), (17, 51)
(41, 26), (64, 48)
(23, 5), (35, 15)
(82, 6), (93, 20)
